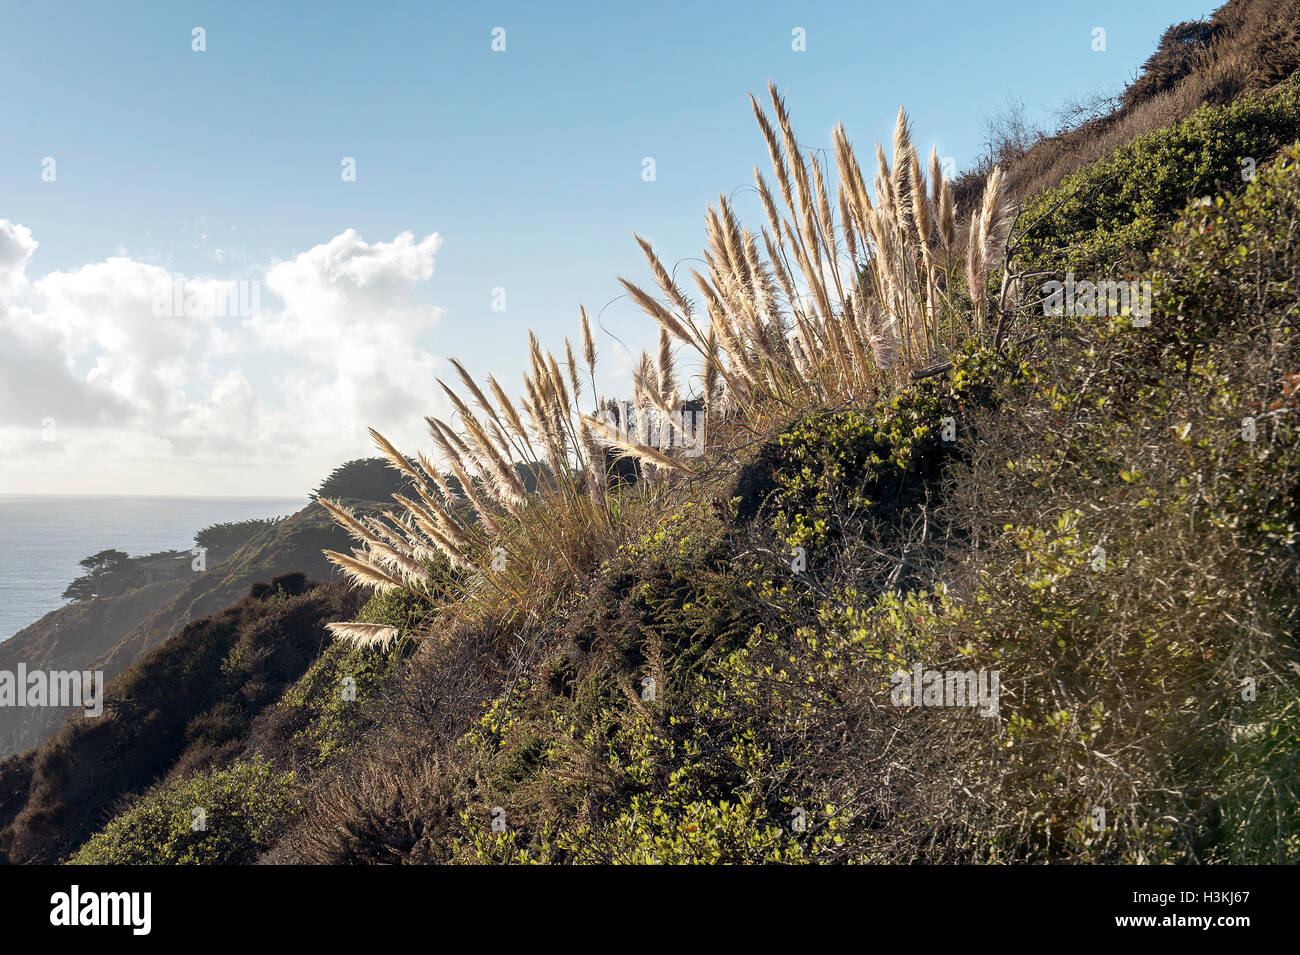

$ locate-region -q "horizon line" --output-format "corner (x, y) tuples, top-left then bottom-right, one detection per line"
(0, 492), (311, 501)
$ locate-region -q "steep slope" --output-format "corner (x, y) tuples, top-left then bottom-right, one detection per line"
(954, 0), (1300, 208)
(0, 502), (367, 757)
(23, 0), (1300, 867)
(0, 572), (364, 864)
(0, 580), (189, 756)
(265, 134), (1300, 864)
(92, 503), (358, 680)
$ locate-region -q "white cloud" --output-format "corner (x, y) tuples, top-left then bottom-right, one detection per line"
(0, 219), (449, 496)
(0, 219), (38, 299)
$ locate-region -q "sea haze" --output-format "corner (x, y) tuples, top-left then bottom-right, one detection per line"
(0, 495), (307, 642)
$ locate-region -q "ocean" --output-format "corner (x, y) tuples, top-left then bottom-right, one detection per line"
(0, 495), (308, 642)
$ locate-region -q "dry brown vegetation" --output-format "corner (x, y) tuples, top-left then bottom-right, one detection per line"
(953, 0), (1300, 211)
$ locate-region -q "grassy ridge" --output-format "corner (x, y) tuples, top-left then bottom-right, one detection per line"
(40, 18), (1300, 865)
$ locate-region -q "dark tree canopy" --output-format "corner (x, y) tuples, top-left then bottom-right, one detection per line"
(61, 549), (132, 602)
(194, 518), (282, 556)
(311, 457), (415, 503)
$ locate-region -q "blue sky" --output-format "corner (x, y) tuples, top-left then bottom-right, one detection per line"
(0, 0), (1217, 495)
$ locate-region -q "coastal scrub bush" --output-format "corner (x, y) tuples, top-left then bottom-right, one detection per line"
(1017, 82), (1300, 275)
(68, 758), (297, 865)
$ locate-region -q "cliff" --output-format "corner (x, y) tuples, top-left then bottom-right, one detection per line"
(0, 502), (364, 757)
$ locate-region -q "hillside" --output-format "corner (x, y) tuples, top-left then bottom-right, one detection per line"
(0, 489), (393, 758)
(0, 572), (366, 863)
(7, 0), (1299, 866)
(0, 580), (190, 756)
(954, 0), (1300, 206)
(90, 503), (358, 681)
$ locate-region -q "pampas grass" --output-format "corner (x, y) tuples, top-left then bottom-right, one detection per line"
(967, 167), (1014, 330)
(620, 84), (1013, 419)
(325, 622), (401, 649)
(321, 85), (1016, 647)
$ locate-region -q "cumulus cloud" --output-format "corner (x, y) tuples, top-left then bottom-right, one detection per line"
(0, 219), (448, 495)
(0, 219), (37, 299)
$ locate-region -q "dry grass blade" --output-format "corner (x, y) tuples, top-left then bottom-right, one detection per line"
(580, 305), (597, 369)
(318, 497), (386, 548)
(368, 428), (422, 483)
(323, 549), (409, 593)
(619, 277), (698, 346)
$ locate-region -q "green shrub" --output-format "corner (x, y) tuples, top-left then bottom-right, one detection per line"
(1018, 83), (1300, 275)
(745, 347), (1010, 559)
(272, 609), (412, 768)
(69, 758), (297, 865)
(261, 588), (423, 768)
(355, 586), (429, 634)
